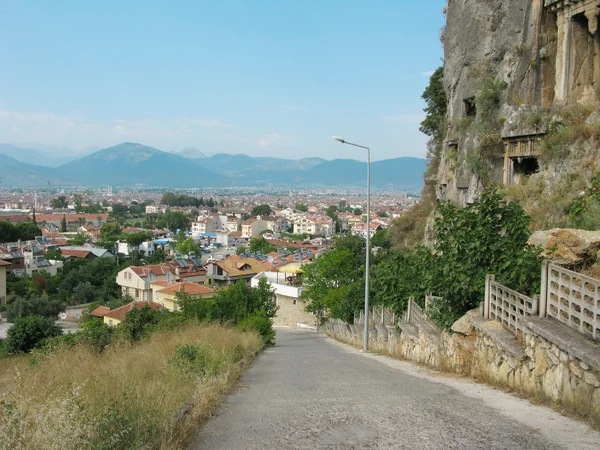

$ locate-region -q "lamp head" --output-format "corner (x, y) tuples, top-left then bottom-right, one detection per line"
(332, 136), (345, 144)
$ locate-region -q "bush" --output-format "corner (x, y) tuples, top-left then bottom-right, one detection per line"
(7, 297), (65, 323)
(237, 313), (275, 345)
(118, 305), (161, 342)
(79, 318), (115, 352)
(4, 315), (62, 354)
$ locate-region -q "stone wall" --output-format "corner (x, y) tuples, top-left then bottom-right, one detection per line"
(325, 312), (600, 426)
(274, 294), (317, 328)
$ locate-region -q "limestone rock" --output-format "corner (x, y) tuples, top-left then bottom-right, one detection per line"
(527, 228), (600, 267)
(451, 308), (481, 336)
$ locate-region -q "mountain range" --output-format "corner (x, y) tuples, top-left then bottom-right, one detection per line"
(0, 142), (426, 190)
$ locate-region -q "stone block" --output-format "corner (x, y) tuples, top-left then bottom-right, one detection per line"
(570, 360), (583, 379)
(584, 371), (600, 388)
(574, 382), (594, 416)
(548, 350), (560, 367)
(543, 367), (560, 400)
(498, 362), (511, 383)
(533, 348), (549, 377)
(562, 369), (575, 408)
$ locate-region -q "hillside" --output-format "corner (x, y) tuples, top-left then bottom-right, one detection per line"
(58, 143), (226, 187)
(0, 142), (427, 189)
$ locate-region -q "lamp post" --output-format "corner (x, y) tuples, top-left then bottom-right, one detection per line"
(332, 136), (371, 351)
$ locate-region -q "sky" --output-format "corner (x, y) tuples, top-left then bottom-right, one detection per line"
(0, 0), (446, 162)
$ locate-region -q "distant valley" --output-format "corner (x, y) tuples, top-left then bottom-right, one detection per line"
(0, 142), (426, 190)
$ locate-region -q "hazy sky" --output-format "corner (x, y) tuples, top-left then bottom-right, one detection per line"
(0, 1), (446, 161)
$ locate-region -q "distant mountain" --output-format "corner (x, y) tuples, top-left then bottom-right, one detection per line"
(0, 154), (74, 186)
(0, 142), (426, 189)
(58, 143), (226, 187)
(179, 147), (207, 159)
(1, 143), (79, 167)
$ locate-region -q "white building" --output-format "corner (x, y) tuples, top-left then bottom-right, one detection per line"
(116, 264), (174, 302)
(117, 239), (155, 257)
(241, 216), (267, 239)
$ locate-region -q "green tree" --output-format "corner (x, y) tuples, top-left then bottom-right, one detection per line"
(15, 222), (41, 240)
(124, 231), (153, 259)
(100, 222), (122, 243)
(211, 278), (276, 325)
(69, 233), (87, 245)
(60, 214), (67, 232)
(3, 315), (62, 354)
(370, 228), (391, 249)
(248, 236), (276, 254)
(419, 66), (447, 141)
(0, 221), (18, 242)
(119, 305), (161, 342)
(326, 205), (338, 221)
(353, 208), (362, 216)
(50, 196), (68, 209)
(164, 211), (190, 232)
(177, 291), (213, 322)
(251, 204), (272, 217)
(295, 203), (308, 212)
(7, 297), (65, 322)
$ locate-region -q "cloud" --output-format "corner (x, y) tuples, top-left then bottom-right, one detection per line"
(0, 108), (235, 150)
(420, 71), (435, 77)
(383, 114), (425, 124)
(256, 133), (294, 149)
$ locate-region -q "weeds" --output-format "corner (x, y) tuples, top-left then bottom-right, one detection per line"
(0, 324), (262, 450)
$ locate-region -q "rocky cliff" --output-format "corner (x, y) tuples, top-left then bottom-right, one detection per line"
(437, 0), (600, 227)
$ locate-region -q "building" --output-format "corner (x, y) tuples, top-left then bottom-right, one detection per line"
(166, 256), (207, 283)
(226, 216), (242, 232)
(215, 231), (235, 247)
(116, 264), (174, 302)
(102, 301), (162, 327)
(241, 217), (267, 239)
(263, 216), (288, 233)
(205, 255), (269, 287)
(59, 246), (115, 262)
(0, 260), (9, 304)
(251, 268), (316, 328)
(0, 244), (25, 273)
(151, 281), (215, 312)
(117, 239), (155, 257)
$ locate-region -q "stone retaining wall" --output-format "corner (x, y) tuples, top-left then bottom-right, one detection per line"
(325, 313), (600, 426)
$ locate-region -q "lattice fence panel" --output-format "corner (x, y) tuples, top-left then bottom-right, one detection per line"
(547, 264), (600, 341)
(489, 281), (538, 335)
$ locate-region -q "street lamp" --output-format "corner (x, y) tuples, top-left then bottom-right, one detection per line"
(332, 136), (371, 351)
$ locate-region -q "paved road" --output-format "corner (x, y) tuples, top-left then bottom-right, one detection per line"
(191, 329), (600, 450)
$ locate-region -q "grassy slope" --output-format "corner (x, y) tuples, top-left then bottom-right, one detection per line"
(0, 324), (262, 450)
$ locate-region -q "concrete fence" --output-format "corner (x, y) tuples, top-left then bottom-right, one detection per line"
(484, 262), (600, 342)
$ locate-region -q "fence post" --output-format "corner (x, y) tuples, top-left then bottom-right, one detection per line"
(407, 296), (413, 323)
(539, 261), (549, 318)
(484, 274), (494, 319)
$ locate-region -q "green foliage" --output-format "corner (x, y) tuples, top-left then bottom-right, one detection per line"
(326, 205), (338, 221)
(118, 305), (161, 342)
(72, 281), (98, 305)
(6, 297), (65, 322)
(161, 192), (205, 207)
(100, 222), (122, 243)
(569, 173), (600, 230)
(163, 210), (190, 232)
(79, 318), (115, 352)
(237, 313), (275, 345)
(248, 236), (276, 254)
(475, 78), (507, 123)
(50, 195), (68, 209)
(69, 233), (88, 245)
(251, 204), (272, 217)
(3, 315), (62, 354)
(370, 228), (391, 249)
(295, 203), (308, 212)
(419, 66), (447, 141)
(170, 343), (236, 378)
(0, 220), (41, 242)
(353, 208), (362, 216)
(211, 278), (276, 325)
(60, 214), (67, 232)
(177, 291), (213, 322)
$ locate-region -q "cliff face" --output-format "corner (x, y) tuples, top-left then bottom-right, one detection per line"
(438, 0), (600, 214)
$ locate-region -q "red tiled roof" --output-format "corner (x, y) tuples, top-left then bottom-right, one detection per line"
(103, 301), (162, 322)
(129, 264), (172, 278)
(60, 249), (92, 258)
(159, 282), (214, 296)
(0, 260), (10, 266)
(90, 305), (111, 317)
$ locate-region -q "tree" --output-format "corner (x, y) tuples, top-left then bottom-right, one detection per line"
(211, 278), (276, 325)
(119, 305), (161, 342)
(50, 196), (68, 209)
(353, 208), (362, 216)
(174, 232), (200, 256)
(3, 315), (62, 354)
(100, 222), (122, 243)
(69, 233), (87, 245)
(295, 203), (308, 212)
(72, 281), (98, 305)
(163, 211), (190, 232)
(73, 193), (83, 212)
(15, 222), (41, 240)
(419, 66), (447, 141)
(0, 221), (18, 242)
(124, 231), (153, 259)
(370, 229), (391, 249)
(60, 214), (67, 232)
(251, 204), (272, 217)
(248, 236), (276, 254)
(326, 205), (338, 221)
(7, 296), (66, 322)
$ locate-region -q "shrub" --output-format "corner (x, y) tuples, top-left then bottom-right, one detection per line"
(237, 313), (275, 345)
(7, 297), (65, 323)
(3, 315), (62, 354)
(476, 78), (508, 122)
(118, 305), (161, 342)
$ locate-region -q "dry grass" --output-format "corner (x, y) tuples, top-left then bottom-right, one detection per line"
(0, 324), (262, 450)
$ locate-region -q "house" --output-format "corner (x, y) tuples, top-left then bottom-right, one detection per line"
(251, 268), (316, 328)
(117, 239), (155, 257)
(166, 256), (207, 283)
(116, 264), (174, 302)
(215, 231), (235, 247)
(89, 305), (110, 318)
(34, 213), (109, 228)
(205, 255), (270, 287)
(241, 216), (267, 239)
(226, 216), (242, 232)
(351, 222), (384, 238)
(102, 301), (162, 327)
(0, 259), (9, 304)
(60, 246), (115, 262)
(151, 281), (215, 312)
(0, 244), (25, 273)
(263, 216), (289, 233)
(24, 256), (63, 277)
